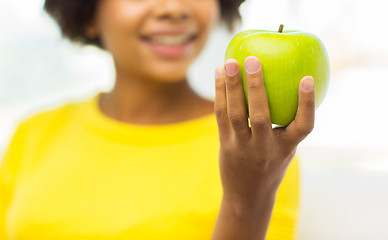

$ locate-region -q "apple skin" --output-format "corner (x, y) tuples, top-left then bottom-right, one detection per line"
(225, 29), (330, 126)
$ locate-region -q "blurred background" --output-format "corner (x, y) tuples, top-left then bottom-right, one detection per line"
(1, 0), (387, 239)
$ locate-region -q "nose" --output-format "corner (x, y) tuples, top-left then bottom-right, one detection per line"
(153, 0), (190, 22)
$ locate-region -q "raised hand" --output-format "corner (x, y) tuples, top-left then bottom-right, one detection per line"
(212, 56), (315, 240)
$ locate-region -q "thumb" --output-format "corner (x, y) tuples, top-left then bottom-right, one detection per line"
(286, 76), (316, 143)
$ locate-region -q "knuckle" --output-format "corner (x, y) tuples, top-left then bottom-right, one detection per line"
(306, 123), (315, 134)
(303, 99), (315, 109)
(228, 113), (244, 127)
(220, 145), (238, 158)
(226, 77), (240, 91)
(250, 114), (270, 127)
(247, 81), (262, 91)
(296, 122), (314, 136)
(214, 105), (226, 118)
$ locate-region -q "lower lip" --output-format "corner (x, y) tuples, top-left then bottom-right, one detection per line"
(143, 39), (193, 58)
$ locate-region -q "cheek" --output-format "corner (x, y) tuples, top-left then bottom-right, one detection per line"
(96, 1), (149, 50)
(190, 1), (220, 55)
(188, 1), (220, 55)
(193, 0), (220, 30)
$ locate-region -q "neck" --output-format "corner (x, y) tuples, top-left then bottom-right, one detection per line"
(99, 70), (214, 125)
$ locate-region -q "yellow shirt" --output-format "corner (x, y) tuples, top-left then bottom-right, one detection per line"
(0, 94), (299, 240)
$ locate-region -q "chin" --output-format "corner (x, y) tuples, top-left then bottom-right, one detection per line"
(149, 72), (188, 83)
(146, 64), (191, 83)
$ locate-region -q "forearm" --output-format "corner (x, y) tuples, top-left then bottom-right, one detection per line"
(212, 190), (277, 240)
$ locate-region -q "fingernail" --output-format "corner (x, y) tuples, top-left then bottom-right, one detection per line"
(245, 56), (260, 74)
(215, 65), (223, 78)
(301, 76), (315, 92)
(225, 59), (239, 76)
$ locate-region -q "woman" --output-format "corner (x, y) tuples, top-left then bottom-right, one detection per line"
(0, 0), (316, 239)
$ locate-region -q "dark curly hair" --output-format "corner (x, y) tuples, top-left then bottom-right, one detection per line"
(44, 0), (245, 48)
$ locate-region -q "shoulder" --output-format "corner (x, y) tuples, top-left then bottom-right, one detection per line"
(19, 103), (73, 131)
(18, 96), (93, 133)
(7, 96), (96, 148)
(1, 96), (96, 170)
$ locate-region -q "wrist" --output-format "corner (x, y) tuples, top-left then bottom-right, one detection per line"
(221, 188), (278, 220)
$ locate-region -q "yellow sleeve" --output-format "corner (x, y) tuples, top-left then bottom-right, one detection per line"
(0, 123), (26, 240)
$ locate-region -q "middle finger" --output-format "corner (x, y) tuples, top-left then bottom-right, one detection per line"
(244, 56), (272, 138)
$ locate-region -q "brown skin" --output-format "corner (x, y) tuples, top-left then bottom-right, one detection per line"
(212, 58), (315, 239)
(88, 0), (219, 124)
(87, 0), (315, 239)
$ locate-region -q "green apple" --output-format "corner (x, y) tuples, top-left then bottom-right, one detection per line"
(225, 24), (330, 126)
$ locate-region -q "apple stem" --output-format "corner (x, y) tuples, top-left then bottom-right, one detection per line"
(278, 24), (284, 33)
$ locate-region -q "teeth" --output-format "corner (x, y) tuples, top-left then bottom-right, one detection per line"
(149, 34), (192, 46)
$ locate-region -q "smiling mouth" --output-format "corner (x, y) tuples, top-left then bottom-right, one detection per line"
(141, 34), (197, 46)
